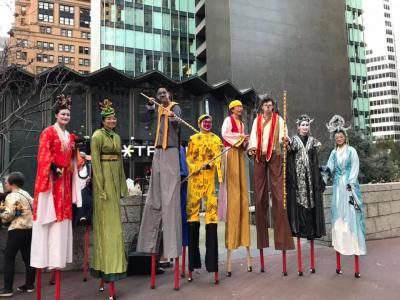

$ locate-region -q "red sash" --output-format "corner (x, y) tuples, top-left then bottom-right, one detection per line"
(256, 112), (278, 162)
(223, 115), (243, 147)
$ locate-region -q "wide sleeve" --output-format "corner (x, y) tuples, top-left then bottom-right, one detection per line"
(90, 131), (106, 198)
(34, 128), (54, 194)
(247, 118), (258, 150)
(186, 136), (202, 174)
(222, 117), (245, 147)
(0, 193), (17, 223)
(278, 115), (288, 144)
(348, 147), (360, 185)
(170, 104), (182, 125)
(322, 149), (335, 184)
(211, 136), (223, 183)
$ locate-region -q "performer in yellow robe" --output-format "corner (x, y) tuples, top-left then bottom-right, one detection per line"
(186, 114), (222, 284)
(218, 100), (252, 277)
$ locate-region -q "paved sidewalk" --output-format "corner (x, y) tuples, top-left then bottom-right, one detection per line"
(6, 237), (400, 300)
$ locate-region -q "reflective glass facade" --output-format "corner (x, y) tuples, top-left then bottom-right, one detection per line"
(346, 0), (371, 138)
(99, 0), (196, 79)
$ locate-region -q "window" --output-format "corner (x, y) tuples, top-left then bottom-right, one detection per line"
(58, 56), (74, 64)
(36, 66), (49, 73)
(58, 44), (75, 53)
(38, 1), (54, 23)
(79, 46), (90, 54)
(40, 26), (52, 34)
(384, 4), (390, 10)
(16, 51), (27, 60)
(59, 5), (74, 25)
(36, 53), (54, 63)
(385, 21), (392, 27)
(61, 28), (73, 37)
(388, 46), (394, 52)
(387, 38), (393, 43)
(37, 41), (54, 50)
(16, 39), (28, 47)
(384, 13), (391, 18)
(386, 29), (392, 35)
(78, 58), (90, 66)
(81, 32), (90, 40)
(80, 8), (90, 28)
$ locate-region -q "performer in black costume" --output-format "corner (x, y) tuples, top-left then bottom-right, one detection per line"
(286, 114), (326, 275)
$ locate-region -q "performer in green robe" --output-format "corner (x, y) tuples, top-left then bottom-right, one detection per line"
(90, 99), (128, 300)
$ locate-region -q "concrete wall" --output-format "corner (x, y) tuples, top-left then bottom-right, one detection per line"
(322, 182), (400, 243)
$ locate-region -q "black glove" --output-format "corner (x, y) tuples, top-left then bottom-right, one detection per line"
(347, 184), (352, 191)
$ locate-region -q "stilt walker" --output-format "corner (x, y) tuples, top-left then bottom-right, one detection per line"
(286, 114), (326, 275)
(90, 99), (129, 299)
(30, 94), (84, 300)
(324, 115), (366, 278)
(247, 94), (295, 275)
(219, 100), (252, 277)
(179, 145), (189, 278)
(137, 88), (183, 290)
(186, 114), (222, 284)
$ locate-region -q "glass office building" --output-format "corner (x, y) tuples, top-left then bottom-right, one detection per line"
(91, 0), (196, 79)
(345, 0), (371, 138)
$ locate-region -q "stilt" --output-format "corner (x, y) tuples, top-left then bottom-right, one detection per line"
(297, 237), (303, 276)
(150, 255), (156, 289)
(336, 251), (342, 274)
(354, 255), (360, 278)
(83, 225), (90, 281)
(181, 246), (186, 278)
(310, 240), (316, 273)
(226, 250), (232, 277)
(246, 247), (252, 272)
(99, 279), (105, 292)
(260, 249), (265, 272)
(214, 272), (219, 284)
(36, 268), (41, 300)
(49, 269), (55, 285)
(174, 257), (180, 290)
(108, 282), (115, 300)
(282, 250), (288, 276)
(55, 269), (61, 300)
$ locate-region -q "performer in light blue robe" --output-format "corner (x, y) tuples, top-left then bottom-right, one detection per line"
(324, 115), (366, 278)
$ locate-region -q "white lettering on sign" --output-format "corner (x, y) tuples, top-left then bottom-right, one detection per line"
(122, 144), (156, 158)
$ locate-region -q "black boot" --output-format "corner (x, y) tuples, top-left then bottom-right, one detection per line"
(188, 222), (201, 271)
(205, 223), (218, 273)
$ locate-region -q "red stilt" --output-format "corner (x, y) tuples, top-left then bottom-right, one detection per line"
(188, 271), (193, 282)
(55, 269), (61, 300)
(214, 272), (219, 285)
(355, 255), (360, 278)
(297, 237), (303, 276)
(260, 249), (265, 272)
(83, 225), (90, 281)
(99, 279), (105, 292)
(336, 251), (342, 274)
(181, 246), (186, 278)
(108, 282), (115, 299)
(282, 250), (287, 276)
(36, 268), (41, 300)
(174, 257), (180, 290)
(50, 269), (55, 285)
(310, 240), (316, 273)
(150, 255), (156, 289)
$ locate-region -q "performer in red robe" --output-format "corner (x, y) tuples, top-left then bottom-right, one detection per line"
(31, 94), (83, 300)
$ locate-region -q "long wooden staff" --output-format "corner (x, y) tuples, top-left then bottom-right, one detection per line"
(140, 93), (199, 133)
(283, 90), (287, 210)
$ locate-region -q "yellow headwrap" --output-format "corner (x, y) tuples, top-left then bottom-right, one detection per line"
(198, 114), (212, 127)
(229, 100), (242, 110)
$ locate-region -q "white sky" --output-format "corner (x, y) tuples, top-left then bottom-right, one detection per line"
(0, 0), (14, 37)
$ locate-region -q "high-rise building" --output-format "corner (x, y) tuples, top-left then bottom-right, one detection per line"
(9, 0), (91, 74)
(195, 0), (351, 141)
(364, 0), (400, 141)
(91, 0), (196, 80)
(345, 0), (370, 138)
